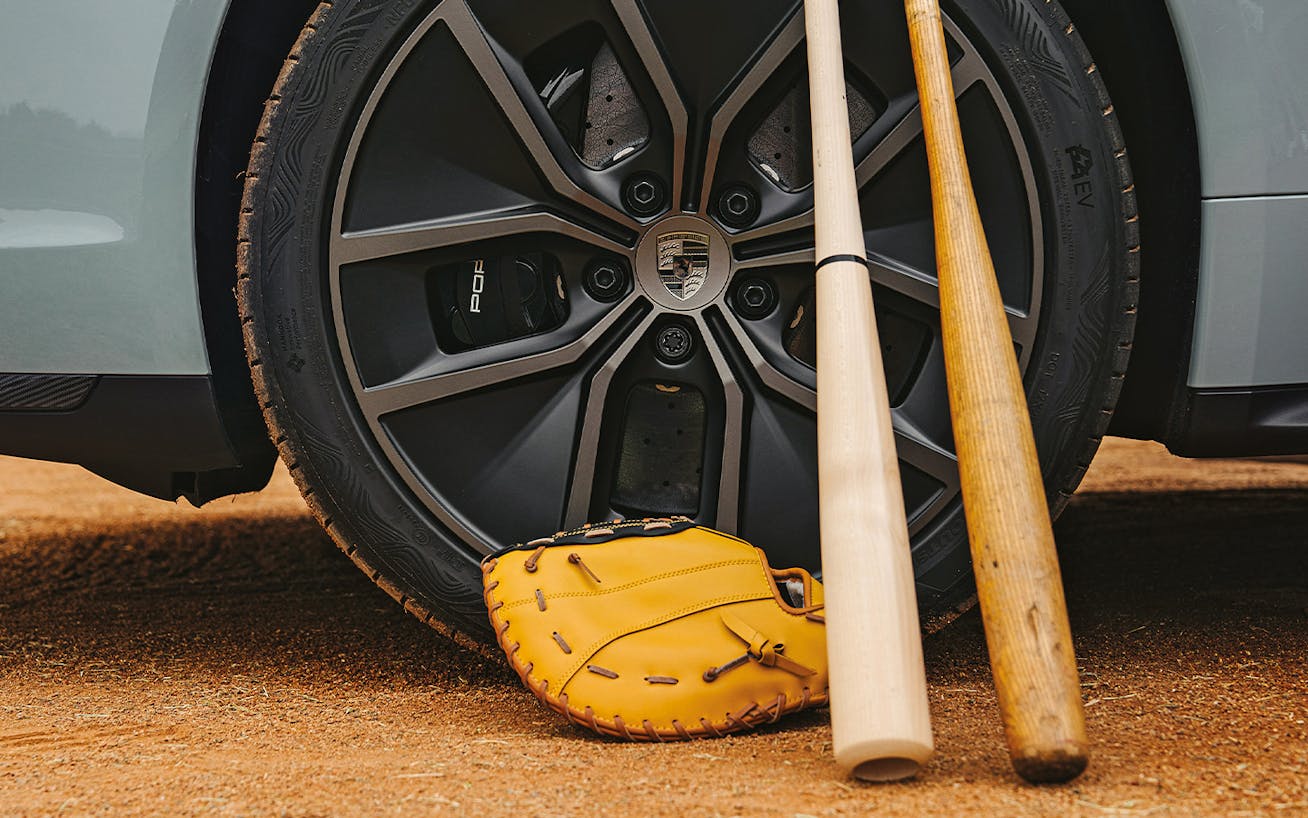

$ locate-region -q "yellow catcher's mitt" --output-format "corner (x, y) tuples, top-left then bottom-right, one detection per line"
(482, 517), (828, 741)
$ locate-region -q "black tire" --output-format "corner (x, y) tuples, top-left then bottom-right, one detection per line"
(238, 0), (1138, 641)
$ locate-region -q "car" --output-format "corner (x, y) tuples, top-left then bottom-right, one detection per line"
(3, 0), (1306, 641)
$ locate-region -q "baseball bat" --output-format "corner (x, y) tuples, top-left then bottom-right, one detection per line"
(904, 0), (1088, 783)
(805, 0), (934, 782)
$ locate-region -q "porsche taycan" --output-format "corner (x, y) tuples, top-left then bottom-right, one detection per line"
(2, 0), (1305, 639)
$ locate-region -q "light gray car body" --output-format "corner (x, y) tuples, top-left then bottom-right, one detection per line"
(0, 1), (222, 376)
(1, 0), (1305, 497)
(1166, 0), (1308, 388)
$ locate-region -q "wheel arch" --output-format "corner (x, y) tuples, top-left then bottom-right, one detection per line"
(193, 0), (324, 488)
(1057, 0), (1203, 445)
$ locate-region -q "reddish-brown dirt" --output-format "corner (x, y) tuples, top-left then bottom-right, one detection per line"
(0, 438), (1304, 816)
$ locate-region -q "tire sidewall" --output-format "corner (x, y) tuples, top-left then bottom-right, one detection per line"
(909, 0), (1136, 611)
(244, 0), (491, 637)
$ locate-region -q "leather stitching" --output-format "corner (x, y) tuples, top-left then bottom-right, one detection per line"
(482, 557), (830, 742)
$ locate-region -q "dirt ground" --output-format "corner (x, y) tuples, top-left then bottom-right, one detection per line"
(0, 438), (1304, 817)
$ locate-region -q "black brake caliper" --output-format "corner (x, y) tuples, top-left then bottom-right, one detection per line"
(427, 252), (568, 353)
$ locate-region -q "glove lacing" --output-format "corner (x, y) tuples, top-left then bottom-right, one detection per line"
(703, 610), (818, 681)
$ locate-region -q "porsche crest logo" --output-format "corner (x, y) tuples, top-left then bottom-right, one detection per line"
(656, 231), (710, 301)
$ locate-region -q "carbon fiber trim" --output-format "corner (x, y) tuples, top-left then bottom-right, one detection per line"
(0, 374), (97, 412)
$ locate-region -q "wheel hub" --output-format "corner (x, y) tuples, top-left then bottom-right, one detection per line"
(634, 215), (731, 311)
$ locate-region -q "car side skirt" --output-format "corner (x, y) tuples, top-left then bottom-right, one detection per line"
(1171, 385), (1308, 458)
(0, 374), (275, 504)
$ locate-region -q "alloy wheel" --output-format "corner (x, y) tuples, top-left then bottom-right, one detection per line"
(324, 0), (1043, 576)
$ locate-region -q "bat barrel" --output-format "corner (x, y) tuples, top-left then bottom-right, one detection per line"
(904, 0), (1088, 783)
(806, 0), (934, 781)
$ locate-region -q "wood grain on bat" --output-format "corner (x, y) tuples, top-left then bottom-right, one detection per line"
(904, 0), (1088, 783)
(806, 0), (933, 782)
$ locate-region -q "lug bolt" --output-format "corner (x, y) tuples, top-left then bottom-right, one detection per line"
(622, 172), (667, 217)
(716, 184), (760, 229)
(734, 277), (777, 320)
(584, 257), (629, 302)
(654, 323), (695, 364)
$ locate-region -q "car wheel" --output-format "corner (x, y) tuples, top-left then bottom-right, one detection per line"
(238, 0), (1138, 641)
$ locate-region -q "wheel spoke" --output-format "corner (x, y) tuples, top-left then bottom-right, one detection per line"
(731, 246), (814, 272)
(358, 294), (644, 419)
(563, 311), (659, 528)
(729, 209), (814, 245)
(611, 0), (689, 210)
(724, 92), (925, 244)
(697, 11), (805, 213)
(890, 412), (960, 534)
(891, 414), (958, 487)
(731, 50), (984, 245)
(868, 252), (947, 311)
(693, 314), (745, 534)
(870, 249), (1037, 347)
(854, 95), (924, 188)
(718, 307), (816, 411)
(718, 301), (959, 487)
(949, 47), (989, 96)
(442, 1), (636, 229)
(334, 208), (630, 265)
(733, 243), (938, 308)
(718, 303), (959, 533)
(734, 243), (1035, 348)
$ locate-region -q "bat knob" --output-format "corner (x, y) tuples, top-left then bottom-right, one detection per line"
(1011, 745), (1089, 784)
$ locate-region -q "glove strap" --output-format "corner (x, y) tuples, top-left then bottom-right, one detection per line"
(719, 610), (817, 678)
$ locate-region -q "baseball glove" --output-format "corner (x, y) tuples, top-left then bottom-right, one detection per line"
(482, 517), (828, 741)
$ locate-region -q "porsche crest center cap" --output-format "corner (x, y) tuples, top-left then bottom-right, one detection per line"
(634, 216), (730, 311)
(656, 231), (710, 301)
